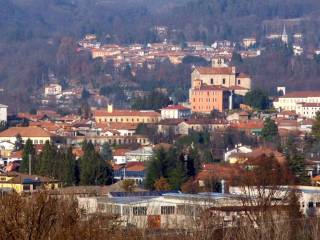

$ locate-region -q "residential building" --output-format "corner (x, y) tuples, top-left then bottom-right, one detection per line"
(0, 126), (58, 145)
(190, 81), (231, 113)
(44, 83), (62, 96)
(242, 38), (256, 48)
(273, 91), (320, 118)
(296, 102), (320, 119)
(125, 146), (153, 162)
(93, 105), (160, 124)
(160, 105), (191, 119)
(0, 172), (60, 194)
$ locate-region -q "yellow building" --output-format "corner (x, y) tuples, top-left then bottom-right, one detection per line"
(0, 172), (60, 194)
(93, 105), (161, 124)
(0, 126), (57, 145)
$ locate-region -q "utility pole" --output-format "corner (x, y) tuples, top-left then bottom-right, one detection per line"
(28, 154), (32, 175)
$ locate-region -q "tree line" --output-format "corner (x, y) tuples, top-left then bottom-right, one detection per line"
(19, 140), (113, 186)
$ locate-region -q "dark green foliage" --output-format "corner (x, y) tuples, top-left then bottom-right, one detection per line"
(14, 134), (23, 151)
(100, 142), (113, 161)
(284, 136), (309, 184)
(79, 141), (113, 185)
(311, 111), (320, 141)
(20, 139), (36, 174)
(261, 118), (279, 142)
(244, 89), (269, 110)
(37, 141), (57, 178)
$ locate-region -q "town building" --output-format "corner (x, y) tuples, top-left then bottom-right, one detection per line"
(113, 162), (145, 184)
(0, 126), (59, 145)
(189, 60), (251, 113)
(0, 172), (60, 194)
(242, 38), (256, 48)
(273, 91), (320, 118)
(77, 191), (260, 229)
(0, 104), (7, 122)
(44, 83), (62, 96)
(93, 105), (161, 124)
(160, 105), (191, 119)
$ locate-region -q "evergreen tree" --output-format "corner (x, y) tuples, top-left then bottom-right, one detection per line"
(79, 141), (113, 185)
(284, 136), (308, 184)
(244, 89), (269, 110)
(169, 159), (187, 190)
(145, 147), (167, 190)
(20, 139), (36, 174)
(261, 117), (279, 142)
(100, 143), (112, 161)
(37, 141), (57, 177)
(14, 134), (23, 151)
(60, 147), (76, 186)
(311, 111), (320, 141)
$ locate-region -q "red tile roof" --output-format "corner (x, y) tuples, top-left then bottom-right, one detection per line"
(161, 105), (190, 111)
(93, 109), (160, 117)
(281, 91), (320, 98)
(195, 67), (234, 75)
(0, 126), (54, 138)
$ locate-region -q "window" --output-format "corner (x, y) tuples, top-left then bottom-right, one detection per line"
(308, 202), (314, 208)
(133, 207), (147, 216)
(210, 78), (213, 84)
(161, 206), (175, 215)
(237, 79), (241, 85)
(223, 78), (226, 84)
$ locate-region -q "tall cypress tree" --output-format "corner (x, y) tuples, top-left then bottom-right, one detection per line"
(37, 141), (57, 177)
(79, 141), (113, 185)
(20, 139), (36, 174)
(61, 147), (76, 186)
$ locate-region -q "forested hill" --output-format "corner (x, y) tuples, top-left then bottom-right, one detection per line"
(1, 0), (320, 109)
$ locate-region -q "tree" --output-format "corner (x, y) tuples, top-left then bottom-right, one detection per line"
(60, 147), (76, 186)
(261, 117), (279, 142)
(37, 141), (57, 178)
(168, 159), (187, 190)
(284, 136), (309, 184)
(244, 89), (269, 110)
(311, 111), (320, 141)
(79, 141), (113, 185)
(20, 139), (36, 174)
(14, 134), (23, 151)
(100, 143), (112, 161)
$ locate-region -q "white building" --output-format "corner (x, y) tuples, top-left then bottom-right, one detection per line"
(0, 104), (7, 123)
(273, 91), (320, 118)
(224, 145), (253, 162)
(296, 102), (320, 119)
(160, 105), (191, 119)
(44, 84), (62, 96)
(125, 146), (153, 163)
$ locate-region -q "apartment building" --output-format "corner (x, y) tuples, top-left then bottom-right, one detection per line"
(273, 91), (320, 118)
(190, 80), (231, 113)
(93, 105), (161, 124)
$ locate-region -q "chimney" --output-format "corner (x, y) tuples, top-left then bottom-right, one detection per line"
(107, 104), (113, 113)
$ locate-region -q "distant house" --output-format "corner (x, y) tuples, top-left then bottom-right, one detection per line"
(44, 83), (62, 97)
(125, 146), (154, 163)
(160, 105), (191, 119)
(0, 126), (59, 145)
(0, 172), (60, 194)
